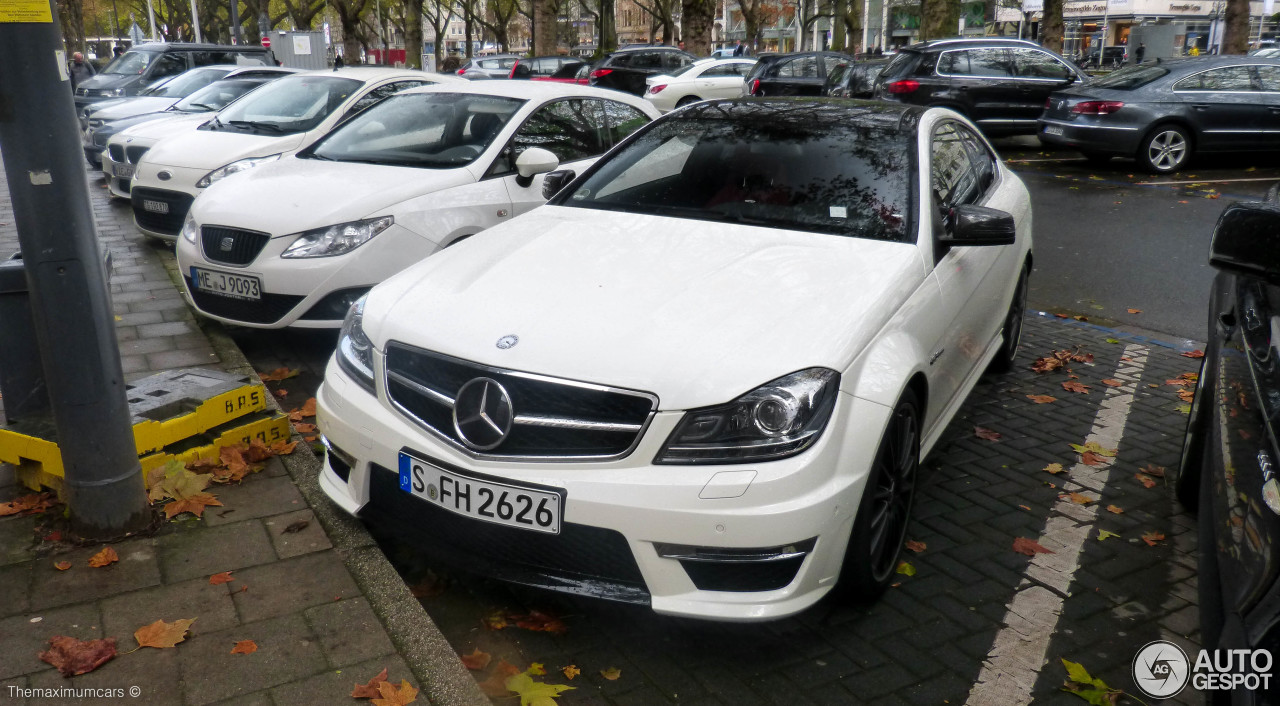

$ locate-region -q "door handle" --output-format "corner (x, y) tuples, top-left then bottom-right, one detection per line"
(1192, 104), (1211, 111)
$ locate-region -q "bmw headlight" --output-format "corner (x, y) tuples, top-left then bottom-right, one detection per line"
(655, 368), (840, 464)
(280, 216), (394, 259)
(180, 213), (198, 244)
(195, 153), (281, 188)
(337, 295), (375, 393)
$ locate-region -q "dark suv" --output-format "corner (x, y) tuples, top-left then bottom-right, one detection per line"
(589, 46), (697, 95)
(872, 38), (1087, 136)
(743, 51), (852, 96)
(74, 42), (272, 113)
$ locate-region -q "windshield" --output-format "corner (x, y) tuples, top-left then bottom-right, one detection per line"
(310, 92), (524, 168)
(103, 50), (158, 75)
(1091, 64), (1170, 89)
(217, 75), (362, 134)
(145, 68), (231, 97)
(172, 78), (265, 112)
(561, 104), (912, 242)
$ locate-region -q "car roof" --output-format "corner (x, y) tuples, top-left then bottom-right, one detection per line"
(756, 50), (852, 63)
(683, 97), (923, 132)
(294, 67), (453, 83)
(519, 56), (583, 62)
(609, 46), (689, 54)
(906, 37), (1042, 51)
(129, 42), (269, 52)
(401, 80), (655, 107)
(223, 66), (299, 77)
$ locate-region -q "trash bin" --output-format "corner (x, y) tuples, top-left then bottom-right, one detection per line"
(0, 253), (51, 424)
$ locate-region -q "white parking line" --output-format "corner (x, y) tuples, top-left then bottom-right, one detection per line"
(1134, 176), (1280, 186)
(965, 344), (1149, 705)
(1003, 157), (1088, 163)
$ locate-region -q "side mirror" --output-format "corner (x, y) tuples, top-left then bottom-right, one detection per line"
(542, 169), (576, 200)
(1208, 202), (1280, 283)
(939, 204), (1017, 246)
(515, 147), (559, 188)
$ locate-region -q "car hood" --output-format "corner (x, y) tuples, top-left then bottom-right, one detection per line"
(139, 127), (306, 170)
(78, 73), (139, 91)
(365, 206), (925, 410)
(91, 97), (180, 121)
(193, 158), (477, 235)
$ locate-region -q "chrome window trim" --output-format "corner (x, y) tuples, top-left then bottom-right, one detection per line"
(935, 47), (1077, 82)
(1171, 64), (1267, 92)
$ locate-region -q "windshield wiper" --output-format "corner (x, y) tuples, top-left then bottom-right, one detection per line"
(185, 102), (219, 111)
(228, 120), (287, 133)
(304, 152), (333, 161)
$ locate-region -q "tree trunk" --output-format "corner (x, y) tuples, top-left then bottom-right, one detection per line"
(534, 0), (557, 52)
(464, 0), (475, 56)
(1222, 0), (1250, 54)
(599, 0), (616, 51)
(919, 0), (958, 41)
(58, 0), (88, 55)
(1040, 0), (1063, 52)
(681, 0), (712, 54)
(830, 0), (846, 49)
(405, 0), (423, 67)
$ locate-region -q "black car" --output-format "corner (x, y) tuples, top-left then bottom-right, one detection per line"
(1179, 187), (1280, 704)
(1039, 57), (1280, 173)
(825, 58), (891, 98)
(743, 51), (852, 96)
(510, 56), (585, 79)
(74, 42), (272, 113)
(873, 38), (1087, 136)
(589, 47), (697, 95)
(1079, 45), (1128, 69)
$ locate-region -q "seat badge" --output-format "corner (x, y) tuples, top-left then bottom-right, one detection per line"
(220, 237), (234, 252)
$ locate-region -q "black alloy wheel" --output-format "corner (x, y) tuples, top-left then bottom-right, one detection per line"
(841, 390), (920, 600)
(989, 264), (1029, 373)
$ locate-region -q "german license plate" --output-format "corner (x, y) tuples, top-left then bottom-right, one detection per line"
(190, 266), (261, 301)
(1043, 125), (1064, 136)
(113, 163), (135, 179)
(398, 453), (563, 534)
(142, 199), (169, 214)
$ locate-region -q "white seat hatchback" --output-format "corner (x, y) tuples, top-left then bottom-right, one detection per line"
(175, 82), (659, 328)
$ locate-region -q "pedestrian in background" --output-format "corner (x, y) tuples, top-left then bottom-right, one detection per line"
(1188, 44), (1200, 56)
(68, 51), (95, 90)
(1134, 42), (1145, 63)
(733, 40), (745, 56)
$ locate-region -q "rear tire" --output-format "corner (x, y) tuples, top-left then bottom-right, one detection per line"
(988, 264), (1029, 373)
(1137, 123), (1191, 173)
(840, 389), (920, 601)
(676, 95), (701, 108)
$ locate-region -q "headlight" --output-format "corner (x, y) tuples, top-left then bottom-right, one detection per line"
(105, 88), (125, 97)
(655, 368), (840, 464)
(280, 216), (394, 259)
(195, 153), (281, 188)
(180, 213), (198, 244)
(337, 295), (376, 393)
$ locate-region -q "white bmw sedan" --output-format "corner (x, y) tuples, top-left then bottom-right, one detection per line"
(316, 99), (1033, 621)
(643, 58), (757, 112)
(176, 82), (658, 328)
(129, 67), (461, 241)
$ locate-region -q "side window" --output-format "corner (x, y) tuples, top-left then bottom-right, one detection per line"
(1257, 66), (1280, 91)
(149, 53), (188, 80)
(965, 48), (1015, 78)
(931, 122), (982, 210)
(661, 52), (685, 69)
(599, 100), (650, 145)
(348, 81), (425, 114)
(1175, 66), (1255, 91)
(703, 64), (737, 77)
(192, 51), (215, 66)
(938, 51), (968, 75)
(955, 124), (997, 193)
(1014, 49), (1072, 80)
(508, 99), (607, 166)
(610, 53), (633, 68)
(821, 55), (845, 77)
(776, 56), (819, 79)
(636, 52), (665, 69)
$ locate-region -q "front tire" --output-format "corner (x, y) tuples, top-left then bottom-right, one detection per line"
(840, 389), (920, 601)
(1138, 124), (1192, 173)
(988, 264), (1029, 373)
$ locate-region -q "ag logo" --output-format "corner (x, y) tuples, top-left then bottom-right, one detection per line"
(1133, 640), (1190, 698)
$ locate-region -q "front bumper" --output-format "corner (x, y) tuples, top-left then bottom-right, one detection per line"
(130, 163), (205, 239)
(1037, 118), (1143, 155)
(316, 355), (891, 621)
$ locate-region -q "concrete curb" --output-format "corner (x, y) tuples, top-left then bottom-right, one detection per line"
(164, 252), (489, 706)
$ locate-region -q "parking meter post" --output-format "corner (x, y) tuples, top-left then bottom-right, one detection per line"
(0, 5), (153, 538)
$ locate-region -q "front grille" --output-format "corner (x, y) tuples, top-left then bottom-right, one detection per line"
(131, 187), (193, 235)
(125, 146), (149, 164)
(365, 463), (648, 602)
(384, 343), (656, 461)
(183, 276), (303, 324)
(201, 226), (270, 266)
(108, 144), (125, 163)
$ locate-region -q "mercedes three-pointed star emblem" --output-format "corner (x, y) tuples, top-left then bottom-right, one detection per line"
(452, 377), (514, 451)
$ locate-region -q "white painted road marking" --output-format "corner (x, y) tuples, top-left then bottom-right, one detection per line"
(1135, 176), (1280, 186)
(966, 344), (1149, 705)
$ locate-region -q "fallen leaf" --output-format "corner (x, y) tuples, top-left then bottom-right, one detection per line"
(1061, 658), (1123, 704)
(1181, 350), (1205, 359)
(1061, 382), (1091, 394)
(1097, 530), (1119, 541)
(43, 530), (62, 542)
(527, 662), (547, 676)
(54, 560), (72, 571)
(38, 636), (117, 676)
(1140, 464), (1166, 478)
(1142, 531), (1165, 547)
(1031, 356), (1066, 373)
(281, 520), (309, 534)
(269, 439), (298, 455)
(0, 492), (58, 517)
(482, 611), (508, 631)
(273, 389), (288, 398)
(1068, 492), (1094, 505)
(1080, 452), (1106, 467)
(1135, 473), (1157, 489)
(1178, 388), (1194, 403)
(1071, 441), (1116, 457)
(460, 648), (491, 671)
(512, 610), (568, 634)
(1043, 462), (1066, 475)
(1179, 200), (1190, 204)
(293, 422), (316, 433)
(896, 561), (916, 576)
(352, 668), (389, 698)
(88, 546), (119, 568)
(1127, 308), (1142, 314)
(372, 679), (418, 706)
(258, 367), (299, 382)
(209, 571), (234, 585)
(506, 672), (575, 704)
(974, 426), (1002, 441)
(562, 665), (580, 680)
(1018, 504), (1031, 511)
(1107, 505), (1124, 514)
(1100, 379), (1123, 387)
(288, 397), (317, 421)
(164, 493), (223, 519)
(133, 618), (196, 649)
(1072, 315), (1089, 322)
(905, 540), (926, 553)
(1105, 337), (1120, 344)
(230, 639), (257, 655)
(600, 667), (622, 681)
(1012, 537), (1054, 556)
(408, 571), (446, 599)
(479, 660), (521, 697)
(1026, 394), (1057, 404)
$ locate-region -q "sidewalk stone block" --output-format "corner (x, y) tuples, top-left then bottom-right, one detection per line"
(147, 348), (220, 370)
(0, 563), (32, 619)
(304, 597), (394, 669)
(203, 477), (305, 528)
(31, 537), (160, 611)
(28, 642), (178, 705)
(231, 552), (359, 624)
(0, 603), (102, 680)
(0, 516), (37, 567)
(270, 654), (413, 706)
(157, 521), (277, 584)
(209, 692), (277, 706)
(178, 614), (326, 706)
(101, 576), (238, 642)
(268, 509), (331, 559)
